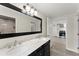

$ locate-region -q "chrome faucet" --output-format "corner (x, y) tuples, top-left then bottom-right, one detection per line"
(14, 40), (17, 46)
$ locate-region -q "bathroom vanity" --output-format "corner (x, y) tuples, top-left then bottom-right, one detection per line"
(0, 37), (50, 56)
(29, 40), (50, 56)
(0, 3), (50, 56)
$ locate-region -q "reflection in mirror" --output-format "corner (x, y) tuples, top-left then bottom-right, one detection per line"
(0, 3), (42, 39)
(0, 15), (41, 34)
(31, 19), (41, 32)
(0, 15), (15, 34)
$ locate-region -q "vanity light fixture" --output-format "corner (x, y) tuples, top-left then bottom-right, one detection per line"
(25, 3), (31, 15)
(22, 5), (26, 13)
(34, 9), (38, 16)
(30, 7), (34, 16)
(22, 3), (38, 17)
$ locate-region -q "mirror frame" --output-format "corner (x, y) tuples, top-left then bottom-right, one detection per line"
(0, 3), (42, 39)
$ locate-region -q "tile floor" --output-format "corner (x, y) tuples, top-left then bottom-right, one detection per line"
(50, 37), (79, 56)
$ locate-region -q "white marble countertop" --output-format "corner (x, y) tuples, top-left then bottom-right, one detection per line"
(0, 37), (50, 56)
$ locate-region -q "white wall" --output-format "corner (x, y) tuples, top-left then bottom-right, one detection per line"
(0, 4), (47, 48)
(52, 14), (79, 53)
(47, 17), (67, 37)
(38, 12), (47, 37)
(47, 14), (79, 53)
(47, 17), (67, 47)
(47, 18), (53, 36)
(66, 14), (78, 53)
(52, 19), (67, 37)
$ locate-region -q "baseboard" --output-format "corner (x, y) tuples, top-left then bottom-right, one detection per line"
(66, 48), (78, 53)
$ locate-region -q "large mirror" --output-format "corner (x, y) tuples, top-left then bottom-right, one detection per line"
(0, 15), (15, 34)
(0, 3), (42, 39)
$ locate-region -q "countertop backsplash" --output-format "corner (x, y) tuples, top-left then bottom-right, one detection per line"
(0, 33), (42, 49)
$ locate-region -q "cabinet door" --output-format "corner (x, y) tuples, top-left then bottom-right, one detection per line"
(29, 51), (37, 56)
(29, 40), (50, 56)
(29, 45), (44, 56)
(43, 41), (50, 56)
(36, 48), (44, 56)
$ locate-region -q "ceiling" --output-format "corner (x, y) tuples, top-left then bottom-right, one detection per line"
(31, 3), (79, 18)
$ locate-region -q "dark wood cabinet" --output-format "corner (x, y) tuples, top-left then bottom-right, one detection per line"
(43, 41), (50, 56)
(29, 40), (50, 56)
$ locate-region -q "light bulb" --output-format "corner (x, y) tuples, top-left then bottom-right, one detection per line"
(30, 7), (34, 16)
(26, 4), (31, 12)
(22, 5), (26, 13)
(34, 10), (38, 16)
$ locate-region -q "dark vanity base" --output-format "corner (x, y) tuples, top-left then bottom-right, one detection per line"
(29, 40), (50, 56)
